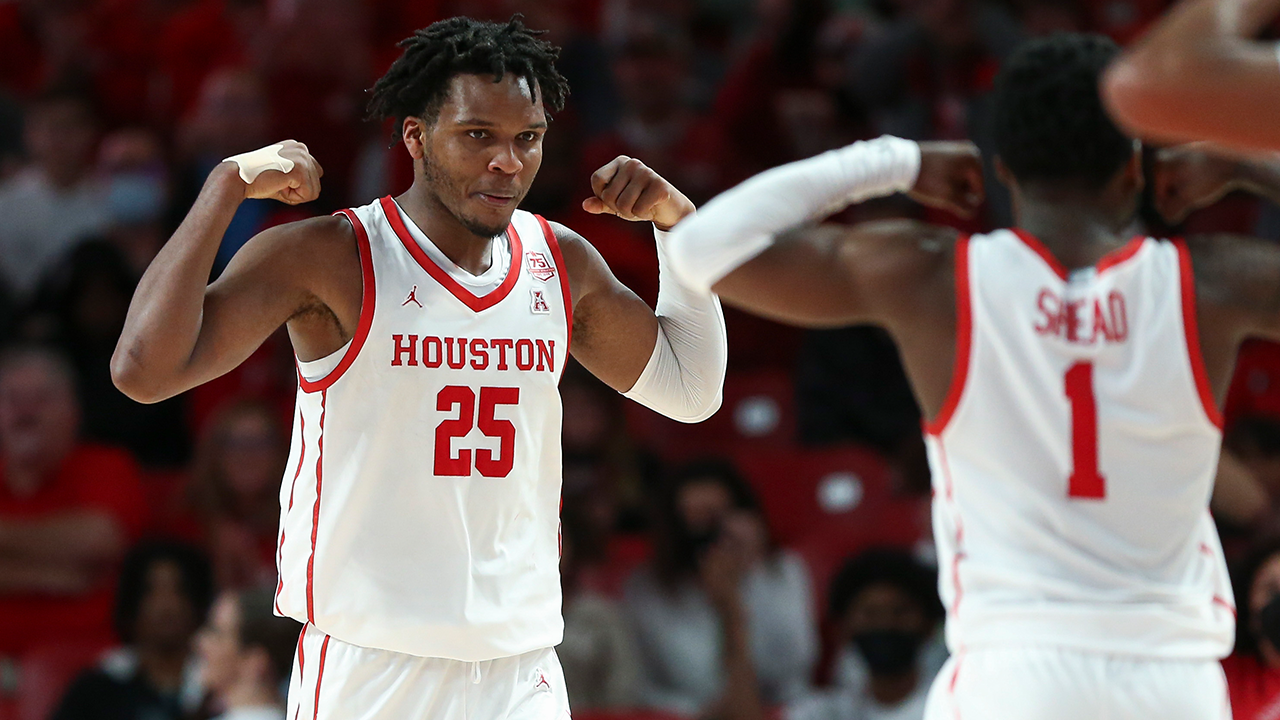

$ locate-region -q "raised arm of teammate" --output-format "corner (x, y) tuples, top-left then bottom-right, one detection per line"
(664, 136), (983, 418)
(1102, 0), (1280, 151)
(111, 141), (357, 403)
(555, 156), (727, 423)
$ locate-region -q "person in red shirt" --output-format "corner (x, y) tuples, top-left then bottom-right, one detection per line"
(0, 345), (148, 656)
(1223, 539), (1280, 719)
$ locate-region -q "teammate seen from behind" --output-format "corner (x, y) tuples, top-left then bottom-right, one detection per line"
(666, 33), (1280, 719)
(111, 16), (727, 720)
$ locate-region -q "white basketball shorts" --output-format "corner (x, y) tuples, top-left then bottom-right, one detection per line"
(287, 623), (572, 720)
(922, 646), (1230, 720)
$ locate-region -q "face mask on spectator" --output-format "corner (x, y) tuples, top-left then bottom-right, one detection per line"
(108, 172), (167, 225)
(852, 629), (923, 676)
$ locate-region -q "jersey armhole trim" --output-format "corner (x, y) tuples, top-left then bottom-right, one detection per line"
(298, 210), (377, 394)
(1174, 238), (1225, 430)
(924, 235), (972, 436)
(536, 214), (573, 379)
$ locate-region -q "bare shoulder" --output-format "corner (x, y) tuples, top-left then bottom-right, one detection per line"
(1183, 232), (1280, 316)
(543, 219), (611, 303)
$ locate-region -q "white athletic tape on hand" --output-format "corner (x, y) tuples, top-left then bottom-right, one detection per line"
(223, 143), (296, 184)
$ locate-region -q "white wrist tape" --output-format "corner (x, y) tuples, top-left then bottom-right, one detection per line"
(666, 136), (920, 292)
(223, 143), (295, 184)
(621, 225), (727, 423)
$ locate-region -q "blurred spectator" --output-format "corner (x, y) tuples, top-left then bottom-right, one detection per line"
(155, 0), (270, 122)
(51, 540), (213, 720)
(188, 401), (289, 590)
(582, 17), (736, 208)
(558, 497), (642, 710)
(785, 548), (945, 720)
(174, 67), (297, 276)
(0, 345), (148, 656)
(847, 0), (1024, 226)
(99, 127), (173, 276)
(795, 328), (930, 493)
(1222, 538), (1280, 719)
(198, 586), (301, 720)
(625, 458), (818, 716)
(0, 82), (109, 300)
(23, 241), (192, 467)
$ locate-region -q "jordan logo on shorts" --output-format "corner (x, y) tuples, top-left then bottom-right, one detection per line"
(402, 285), (423, 308)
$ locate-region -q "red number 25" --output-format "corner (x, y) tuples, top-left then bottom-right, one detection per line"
(434, 386), (520, 478)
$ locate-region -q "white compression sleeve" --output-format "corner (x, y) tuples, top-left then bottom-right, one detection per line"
(665, 136), (921, 292)
(622, 225), (728, 423)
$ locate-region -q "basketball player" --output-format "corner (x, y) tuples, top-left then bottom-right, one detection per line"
(1102, 0), (1280, 150)
(667, 34), (1252, 719)
(111, 17), (727, 720)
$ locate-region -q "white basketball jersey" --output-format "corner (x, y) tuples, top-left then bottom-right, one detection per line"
(926, 229), (1235, 659)
(272, 196), (571, 661)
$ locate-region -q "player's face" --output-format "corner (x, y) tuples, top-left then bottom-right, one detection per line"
(419, 73), (547, 238)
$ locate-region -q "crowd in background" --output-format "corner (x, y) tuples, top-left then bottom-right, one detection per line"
(5, 0), (1280, 719)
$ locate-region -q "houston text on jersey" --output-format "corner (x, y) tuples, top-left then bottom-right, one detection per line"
(390, 334), (559, 373)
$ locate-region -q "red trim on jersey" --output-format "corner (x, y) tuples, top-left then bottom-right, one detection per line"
(949, 648), (966, 720)
(312, 634), (330, 720)
(379, 195), (523, 312)
(1214, 596), (1238, 618)
(1174, 239), (1225, 429)
(924, 235), (972, 436)
(535, 214), (574, 378)
(298, 210), (377, 394)
(275, 408), (308, 615)
(936, 439), (966, 622)
(305, 391), (326, 624)
(1011, 229), (1145, 279)
(291, 628), (306, 720)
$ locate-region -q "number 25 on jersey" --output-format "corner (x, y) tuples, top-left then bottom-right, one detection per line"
(434, 385), (519, 478)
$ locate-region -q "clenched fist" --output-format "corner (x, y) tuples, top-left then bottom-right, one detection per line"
(910, 141), (985, 219)
(582, 156), (696, 231)
(224, 140), (325, 206)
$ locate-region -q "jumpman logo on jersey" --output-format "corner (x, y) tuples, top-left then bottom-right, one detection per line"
(402, 285), (423, 308)
(535, 671), (551, 690)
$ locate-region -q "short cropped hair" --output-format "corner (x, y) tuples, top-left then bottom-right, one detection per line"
(992, 33), (1133, 191)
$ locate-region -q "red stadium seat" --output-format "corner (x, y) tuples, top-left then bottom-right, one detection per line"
(17, 641), (111, 720)
(624, 369), (797, 463)
(573, 711), (689, 720)
(733, 443), (896, 546)
(791, 496), (933, 615)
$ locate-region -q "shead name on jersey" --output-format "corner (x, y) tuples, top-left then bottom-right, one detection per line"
(1033, 288), (1129, 345)
(390, 333), (559, 373)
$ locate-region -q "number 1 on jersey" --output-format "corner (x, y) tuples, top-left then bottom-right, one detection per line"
(1064, 362), (1106, 499)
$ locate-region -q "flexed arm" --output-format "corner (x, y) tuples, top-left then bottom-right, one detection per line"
(111, 141), (330, 403)
(665, 137), (983, 327)
(1104, 0), (1280, 152)
(559, 156), (727, 423)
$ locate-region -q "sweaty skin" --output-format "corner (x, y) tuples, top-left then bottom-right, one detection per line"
(111, 73), (696, 404)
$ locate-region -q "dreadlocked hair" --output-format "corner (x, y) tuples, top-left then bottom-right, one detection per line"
(367, 15), (570, 126)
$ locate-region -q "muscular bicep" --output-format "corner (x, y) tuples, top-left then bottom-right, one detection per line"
(186, 218), (355, 389)
(711, 220), (955, 328)
(555, 225), (660, 393)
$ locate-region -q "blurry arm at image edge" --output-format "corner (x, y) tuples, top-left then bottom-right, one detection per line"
(1104, 0), (1280, 152)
